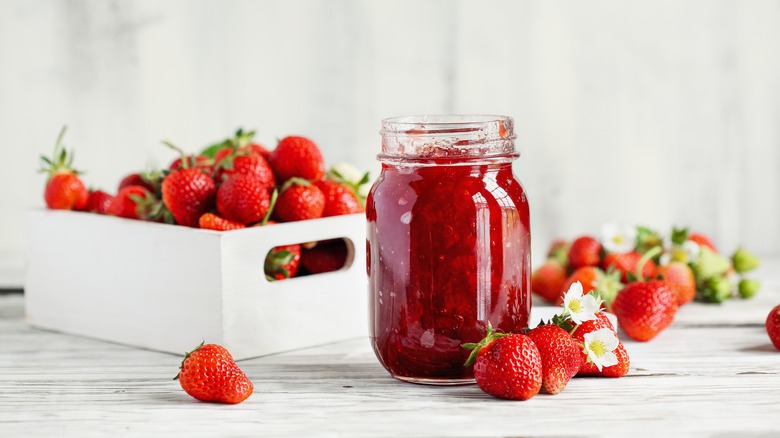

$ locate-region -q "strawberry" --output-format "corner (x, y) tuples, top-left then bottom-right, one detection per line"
(766, 304), (780, 350)
(108, 185), (155, 220)
(169, 155), (214, 174)
(300, 240), (348, 274)
(264, 244), (302, 280)
(39, 126), (88, 211)
(689, 232), (717, 253)
(274, 178), (325, 222)
(602, 251), (657, 282)
(214, 150), (276, 188)
(84, 190), (114, 215)
(269, 136), (325, 181)
(216, 175), (273, 225)
(314, 179), (363, 217)
(568, 236), (602, 269)
(246, 143), (272, 161)
(526, 324), (582, 394)
(656, 262), (696, 306)
(612, 280), (677, 342)
(463, 326), (542, 400)
(199, 212), (246, 231)
(161, 168), (217, 227)
(118, 173), (156, 194)
(531, 260), (568, 304)
(557, 266), (622, 308)
(572, 313), (630, 378)
(175, 342), (253, 404)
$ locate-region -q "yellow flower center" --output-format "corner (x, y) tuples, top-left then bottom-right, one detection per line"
(568, 299), (581, 313)
(612, 235), (624, 245)
(588, 339), (607, 358)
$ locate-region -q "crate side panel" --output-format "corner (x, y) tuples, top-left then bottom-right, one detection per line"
(25, 210), (224, 354)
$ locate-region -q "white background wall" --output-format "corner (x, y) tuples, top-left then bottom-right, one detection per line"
(1, 0), (779, 287)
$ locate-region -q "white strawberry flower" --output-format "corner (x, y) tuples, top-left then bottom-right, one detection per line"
(583, 328), (619, 371)
(562, 282), (599, 325)
(601, 223), (637, 253)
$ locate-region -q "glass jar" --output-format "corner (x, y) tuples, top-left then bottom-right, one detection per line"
(367, 115), (531, 385)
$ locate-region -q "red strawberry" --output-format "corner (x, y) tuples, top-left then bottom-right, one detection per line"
(568, 236), (602, 269)
(526, 324), (582, 394)
(656, 262), (696, 306)
(198, 213), (246, 231)
(766, 304), (780, 350)
(39, 126), (88, 211)
(84, 190), (114, 214)
(175, 342), (253, 404)
(216, 175), (272, 225)
(269, 136), (325, 181)
(161, 168), (217, 227)
(300, 240), (348, 274)
(689, 232), (718, 253)
(169, 155), (214, 174)
(314, 179), (362, 217)
(558, 266), (622, 308)
(109, 185), (154, 220)
(464, 326), (542, 400)
(274, 178), (325, 222)
(247, 143), (272, 161)
(571, 312), (630, 377)
(264, 244), (302, 280)
(531, 260), (568, 304)
(602, 251), (657, 282)
(118, 173), (156, 193)
(214, 150), (275, 188)
(612, 280), (677, 342)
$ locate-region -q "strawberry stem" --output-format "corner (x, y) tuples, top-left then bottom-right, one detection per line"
(635, 246), (663, 282)
(260, 188), (278, 225)
(462, 322), (509, 367)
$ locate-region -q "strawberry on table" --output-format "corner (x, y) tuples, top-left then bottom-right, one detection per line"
(656, 262), (696, 306)
(264, 244), (302, 280)
(198, 212), (246, 231)
(175, 342), (253, 404)
(84, 190), (114, 215)
(568, 236), (602, 269)
(274, 178), (325, 222)
(531, 260), (568, 304)
(602, 251), (657, 283)
(526, 324), (582, 394)
(571, 312), (630, 377)
(269, 136), (325, 181)
(611, 249), (677, 342)
(216, 174), (273, 225)
(688, 232), (718, 253)
(558, 266), (622, 308)
(161, 168), (217, 227)
(766, 304), (780, 350)
(39, 126), (89, 211)
(463, 325), (543, 400)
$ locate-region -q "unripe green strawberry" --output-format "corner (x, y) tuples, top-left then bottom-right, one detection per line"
(700, 275), (732, 303)
(693, 247), (730, 279)
(738, 279), (761, 299)
(732, 248), (761, 274)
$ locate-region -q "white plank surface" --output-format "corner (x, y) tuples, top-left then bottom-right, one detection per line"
(2, 260), (779, 437)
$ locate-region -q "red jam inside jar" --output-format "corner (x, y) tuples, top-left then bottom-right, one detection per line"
(367, 115), (531, 385)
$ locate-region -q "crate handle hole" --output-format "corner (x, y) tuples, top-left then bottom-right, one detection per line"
(263, 237), (355, 282)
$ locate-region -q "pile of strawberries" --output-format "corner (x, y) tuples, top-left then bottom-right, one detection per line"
(39, 126), (368, 280)
(532, 224), (762, 342)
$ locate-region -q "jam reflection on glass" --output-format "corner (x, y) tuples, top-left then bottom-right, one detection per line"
(367, 158), (530, 383)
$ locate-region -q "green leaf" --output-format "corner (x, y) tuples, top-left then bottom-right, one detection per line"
(200, 141), (228, 158)
(671, 227), (689, 246)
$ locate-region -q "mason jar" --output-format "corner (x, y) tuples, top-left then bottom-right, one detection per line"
(367, 115), (531, 385)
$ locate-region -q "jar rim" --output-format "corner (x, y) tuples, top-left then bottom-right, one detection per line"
(379, 114), (517, 162)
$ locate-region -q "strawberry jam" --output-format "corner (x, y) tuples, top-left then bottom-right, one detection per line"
(367, 115), (531, 385)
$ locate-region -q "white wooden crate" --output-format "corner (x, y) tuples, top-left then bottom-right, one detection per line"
(24, 210), (367, 360)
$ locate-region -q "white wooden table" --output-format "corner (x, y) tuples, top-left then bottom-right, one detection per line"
(2, 261), (780, 437)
